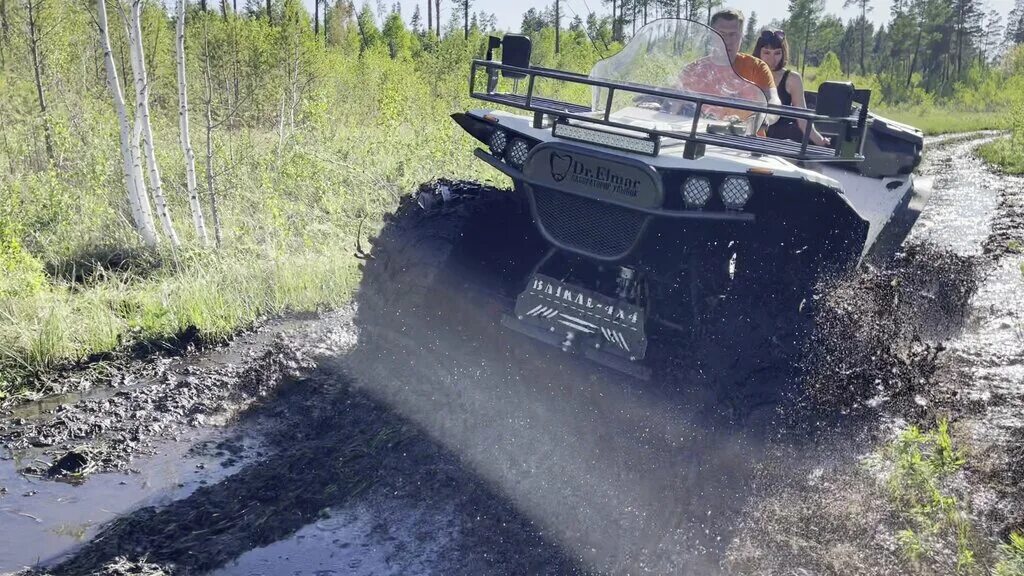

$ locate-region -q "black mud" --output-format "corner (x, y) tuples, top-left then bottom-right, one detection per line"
(35, 372), (584, 576)
(725, 134), (1024, 575)
(2, 136), (1021, 576)
(0, 318), (337, 480)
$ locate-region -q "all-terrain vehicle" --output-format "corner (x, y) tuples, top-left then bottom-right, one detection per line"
(444, 19), (926, 378)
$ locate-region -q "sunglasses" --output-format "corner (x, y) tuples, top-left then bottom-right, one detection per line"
(760, 29), (785, 40)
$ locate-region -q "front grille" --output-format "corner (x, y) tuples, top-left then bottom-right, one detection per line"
(532, 187), (648, 259)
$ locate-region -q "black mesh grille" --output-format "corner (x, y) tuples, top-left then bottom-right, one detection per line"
(532, 187), (647, 258)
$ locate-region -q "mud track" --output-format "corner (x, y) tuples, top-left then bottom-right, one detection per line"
(1, 133), (1021, 576)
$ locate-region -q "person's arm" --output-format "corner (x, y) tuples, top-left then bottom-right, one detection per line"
(756, 60), (781, 126)
(788, 72), (828, 146)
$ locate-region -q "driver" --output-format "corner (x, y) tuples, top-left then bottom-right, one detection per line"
(675, 9), (781, 124)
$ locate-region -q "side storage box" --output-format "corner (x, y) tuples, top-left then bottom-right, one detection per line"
(858, 114), (924, 178)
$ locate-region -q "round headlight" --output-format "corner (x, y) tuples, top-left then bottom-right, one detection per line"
(506, 138), (530, 169)
(720, 176), (752, 210)
(489, 129), (507, 155)
(682, 176), (712, 208)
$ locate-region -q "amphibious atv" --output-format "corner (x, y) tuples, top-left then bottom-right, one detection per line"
(444, 19), (926, 378)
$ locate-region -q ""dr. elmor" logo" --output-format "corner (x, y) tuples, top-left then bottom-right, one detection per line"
(550, 151), (572, 182)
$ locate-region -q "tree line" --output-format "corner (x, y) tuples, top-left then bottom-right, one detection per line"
(0, 0), (1018, 250)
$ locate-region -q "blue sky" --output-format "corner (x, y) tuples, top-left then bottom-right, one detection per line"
(303, 0), (1014, 32)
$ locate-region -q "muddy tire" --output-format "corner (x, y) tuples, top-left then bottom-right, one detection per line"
(355, 181), (537, 336)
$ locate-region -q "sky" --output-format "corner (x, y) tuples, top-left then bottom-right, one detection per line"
(303, 0), (1015, 32)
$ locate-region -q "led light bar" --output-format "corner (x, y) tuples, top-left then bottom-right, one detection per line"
(552, 122), (658, 156)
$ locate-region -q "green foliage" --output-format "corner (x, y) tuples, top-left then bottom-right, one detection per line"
(815, 51), (843, 84)
(0, 218), (46, 300)
(883, 419), (979, 574)
(356, 2), (380, 51)
(0, 1), (510, 388)
(995, 532), (1024, 576)
(976, 58), (1024, 173)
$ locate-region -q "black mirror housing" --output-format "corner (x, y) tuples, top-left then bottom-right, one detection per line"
(816, 81), (854, 118)
(499, 34), (531, 79)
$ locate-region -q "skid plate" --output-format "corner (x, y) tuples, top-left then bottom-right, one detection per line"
(512, 274), (648, 360)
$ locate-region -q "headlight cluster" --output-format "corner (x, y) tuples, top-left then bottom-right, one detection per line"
(682, 176), (713, 208)
(488, 129), (507, 155)
(488, 129), (532, 170)
(506, 138), (531, 170)
(680, 175), (752, 210)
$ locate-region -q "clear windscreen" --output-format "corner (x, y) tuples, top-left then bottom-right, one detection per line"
(588, 19), (768, 136)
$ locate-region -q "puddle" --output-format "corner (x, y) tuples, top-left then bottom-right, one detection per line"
(910, 136), (1005, 255)
(0, 430), (259, 572)
(210, 484), (461, 576)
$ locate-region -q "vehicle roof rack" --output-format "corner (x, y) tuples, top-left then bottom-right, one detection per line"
(470, 60), (871, 163)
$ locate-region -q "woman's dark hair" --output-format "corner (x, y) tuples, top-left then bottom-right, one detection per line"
(753, 29), (789, 71)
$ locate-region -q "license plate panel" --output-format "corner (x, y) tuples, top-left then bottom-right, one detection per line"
(514, 273), (647, 359)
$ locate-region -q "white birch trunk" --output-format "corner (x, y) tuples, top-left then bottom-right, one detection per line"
(203, 16), (223, 247)
(176, 0), (208, 245)
(127, 0), (180, 247)
(97, 0), (158, 247)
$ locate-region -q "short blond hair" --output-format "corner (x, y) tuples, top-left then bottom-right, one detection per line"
(710, 8), (745, 27)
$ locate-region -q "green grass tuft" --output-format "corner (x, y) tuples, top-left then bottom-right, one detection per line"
(995, 532), (1024, 576)
(978, 137), (1024, 175)
(884, 419), (977, 574)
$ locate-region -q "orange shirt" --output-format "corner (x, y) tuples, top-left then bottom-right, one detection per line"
(677, 54), (776, 121)
(732, 53), (776, 93)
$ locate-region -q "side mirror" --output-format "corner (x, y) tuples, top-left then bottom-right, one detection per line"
(485, 34), (532, 92)
(815, 81), (854, 117)
(499, 34), (532, 79)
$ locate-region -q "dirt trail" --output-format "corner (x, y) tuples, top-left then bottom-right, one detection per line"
(726, 133), (1024, 575)
(0, 133), (1020, 576)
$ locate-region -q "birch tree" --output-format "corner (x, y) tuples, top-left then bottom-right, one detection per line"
(126, 0), (180, 247)
(203, 18), (222, 246)
(25, 0), (54, 163)
(1, 0), (10, 67)
(176, 0), (208, 245)
(97, 0), (158, 247)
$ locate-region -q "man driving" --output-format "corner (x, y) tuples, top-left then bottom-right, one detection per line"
(675, 9), (780, 125)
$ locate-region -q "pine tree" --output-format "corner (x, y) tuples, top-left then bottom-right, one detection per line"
(459, 0), (470, 39)
(742, 11), (758, 52)
(356, 2), (379, 50)
(1007, 0), (1024, 44)
(786, 0), (825, 73)
(382, 9), (408, 57)
(843, 0), (872, 74)
(555, 0), (561, 53)
(411, 4), (421, 33)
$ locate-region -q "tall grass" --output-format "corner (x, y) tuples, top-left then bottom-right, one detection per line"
(0, 37), (509, 393)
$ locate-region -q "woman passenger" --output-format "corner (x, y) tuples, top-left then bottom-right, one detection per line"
(753, 29), (829, 146)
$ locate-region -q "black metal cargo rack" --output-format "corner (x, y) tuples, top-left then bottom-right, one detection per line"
(469, 59), (871, 163)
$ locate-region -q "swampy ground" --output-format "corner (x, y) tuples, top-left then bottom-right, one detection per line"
(0, 133), (1021, 576)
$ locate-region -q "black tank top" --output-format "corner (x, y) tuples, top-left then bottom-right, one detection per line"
(766, 69), (803, 142)
(777, 69), (793, 106)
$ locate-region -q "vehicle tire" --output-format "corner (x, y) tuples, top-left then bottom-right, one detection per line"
(354, 181), (541, 347)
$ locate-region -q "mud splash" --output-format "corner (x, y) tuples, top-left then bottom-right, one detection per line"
(3, 135), (1020, 576)
(725, 134), (1024, 575)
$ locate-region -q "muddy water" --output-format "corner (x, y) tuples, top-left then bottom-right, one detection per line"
(0, 431), (256, 572)
(1, 133), (1018, 576)
(0, 322), (303, 572)
(911, 135), (1004, 254)
(722, 135), (1023, 575)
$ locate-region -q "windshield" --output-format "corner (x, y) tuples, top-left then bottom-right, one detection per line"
(588, 19), (767, 136)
